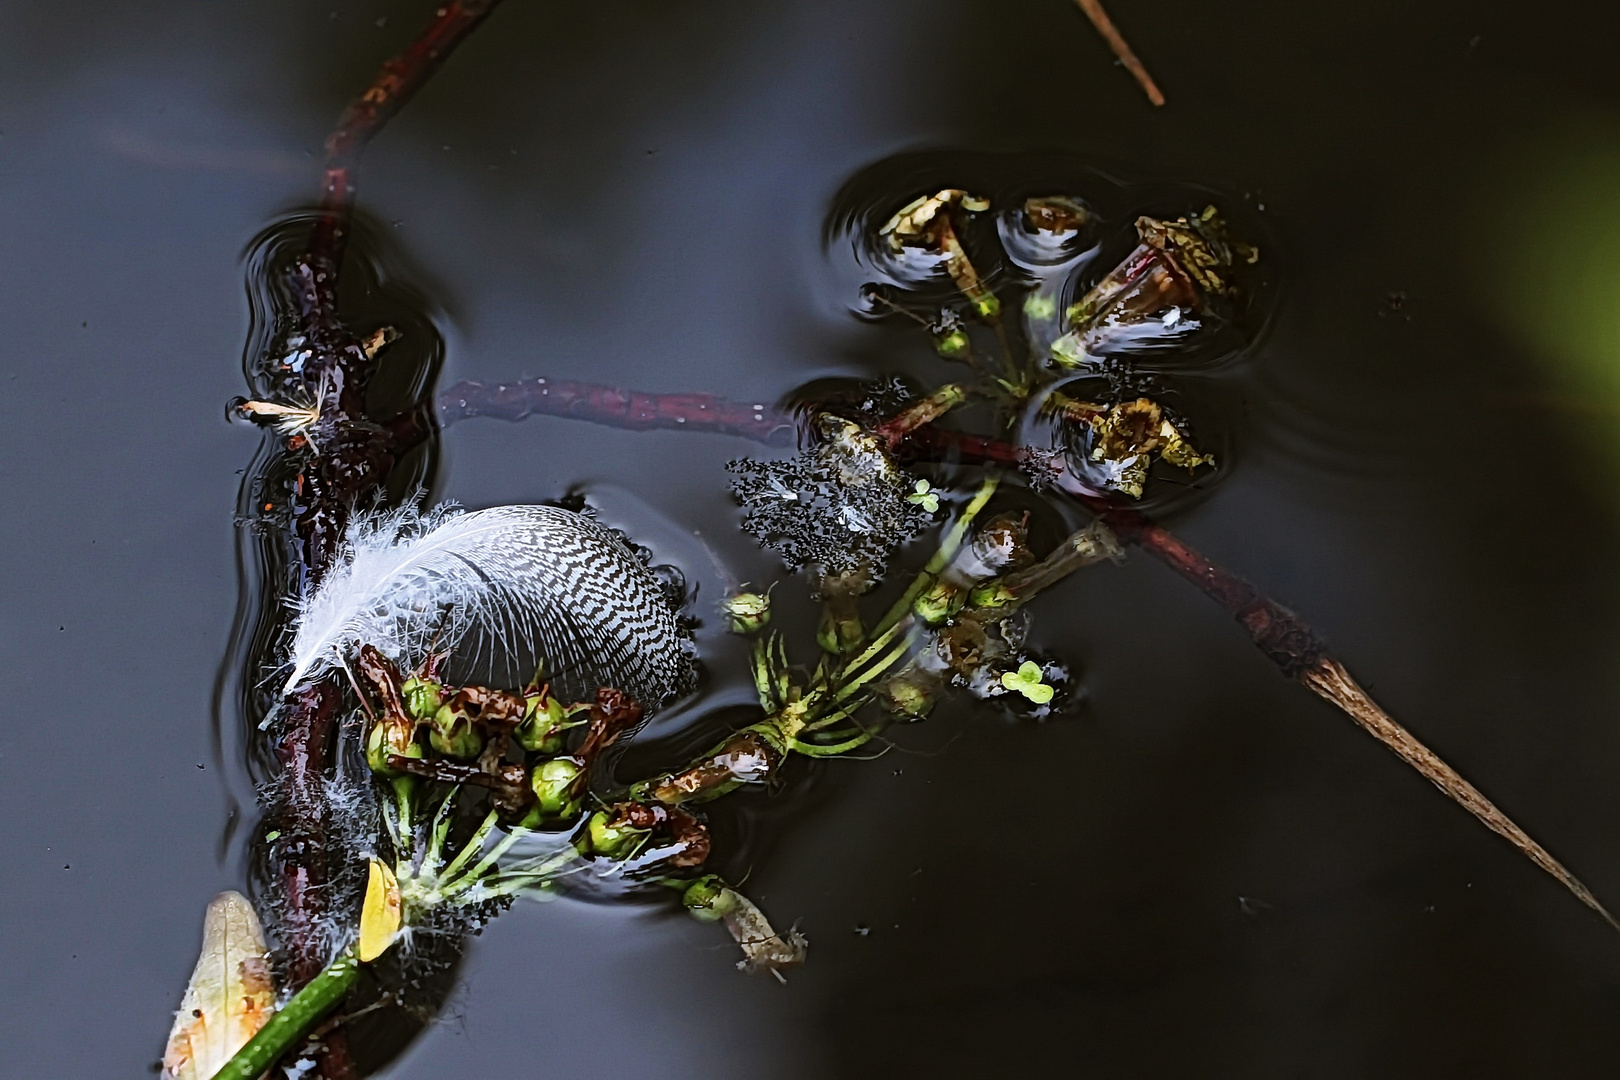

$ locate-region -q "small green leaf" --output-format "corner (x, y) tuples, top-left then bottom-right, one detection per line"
(906, 479), (939, 513)
(1000, 660), (1054, 704)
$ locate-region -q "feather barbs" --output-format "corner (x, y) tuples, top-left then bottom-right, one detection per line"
(283, 503), (693, 709)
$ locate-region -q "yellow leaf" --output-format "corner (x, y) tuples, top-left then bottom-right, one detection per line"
(358, 858), (402, 963)
(162, 891), (277, 1080)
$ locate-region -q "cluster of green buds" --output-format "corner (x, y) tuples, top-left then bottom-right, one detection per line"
(356, 645), (601, 828)
(930, 311), (971, 361)
(887, 513), (1120, 717)
(911, 512), (1033, 627)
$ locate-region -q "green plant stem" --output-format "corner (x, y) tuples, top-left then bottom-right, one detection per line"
(423, 784), (462, 874)
(212, 948), (360, 1080)
(438, 808), (499, 882)
(791, 729), (875, 756)
(441, 826), (531, 899)
(392, 777), (415, 858)
(841, 618), (909, 682)
(834, 628), (918, 704)
(466, 846), (584, 900)
(870, 474), (999, 641)
(799, 703), (862, 733)
(752, 635), (777, 711)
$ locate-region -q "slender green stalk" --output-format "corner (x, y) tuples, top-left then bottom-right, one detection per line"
(440, 826), (532, 900)
(392, 777), (415, 858)
(870, 474), (999, 641)
(791, 729), (875, 756)
(438, 808), (499, 882)
(799, 703), (863, 733)
(834, 627), (919, 704)
(842, 618), (909, 681)
(212, 949), (360, 1080)
(422, 784), (462, 875)
(752, 635), (778, 711)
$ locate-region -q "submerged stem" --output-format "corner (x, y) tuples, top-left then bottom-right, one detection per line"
(1301, 657), (1619, 930)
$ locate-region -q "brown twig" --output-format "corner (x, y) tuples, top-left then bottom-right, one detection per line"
(312, 0), (504, 274)
(988, 442), (1614, 928)
(1302, 657), (1620, 931)
(246, 5), (506, 1078)
(430, 379), (1614, 926)
(1073, 0), (1166, 107)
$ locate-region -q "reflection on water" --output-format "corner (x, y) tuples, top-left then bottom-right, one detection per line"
(5, 1), (1620, 1078)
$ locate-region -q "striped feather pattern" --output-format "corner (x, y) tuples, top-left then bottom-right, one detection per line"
(284, 504), (691, 707)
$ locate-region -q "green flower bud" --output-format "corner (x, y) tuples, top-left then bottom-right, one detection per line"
(973, 293), (1001, 320)
(585, 810), (645, 858)
(365, 720), (422, 776)
(516, 692), (567, 754)
(817, 604), (863, 656)
(530, 758), (583, 818)
(1049, 331), (1085, 369)
(933, 328), (970, 360)
(399, 676), (443, 721)
(681, 875), (738, 922)
(967, 581), (1016, 610)
(913, 579), (964, 625)
(882, 672), (936, 719)
(429, 701), (484, 759)
(722, 592), (771, 635)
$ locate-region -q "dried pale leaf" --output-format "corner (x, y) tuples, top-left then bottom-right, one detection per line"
(358, 857), (402, 962)
(1157, 419), (1214, 471)
(1090, 398), (1167, 462)
(238, 399), (320, 435)
(1023, 195), (1090, 234)
(879, 189), (988, 247)
(361, 325), (400, 360)
(719, 888), (807, 981)
(162, 891), (277, 1080)
(1135, 207), (1257, 297)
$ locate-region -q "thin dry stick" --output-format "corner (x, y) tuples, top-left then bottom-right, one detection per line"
(1303, 658), (1620, 931)
(432, 381), (1615, 927)
(1077, 498), (1618, 930)
(1073, 0), (1166, 107)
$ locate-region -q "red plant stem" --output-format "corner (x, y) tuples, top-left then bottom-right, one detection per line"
(429, 376), (798, 445)
(433, 377), (1613, 924)
(311, 0), (503, 279)
(258, 6), (506, 1078)
(872, 383), (968, 447)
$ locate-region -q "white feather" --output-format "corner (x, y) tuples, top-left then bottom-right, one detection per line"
(284, 503), (691, 706)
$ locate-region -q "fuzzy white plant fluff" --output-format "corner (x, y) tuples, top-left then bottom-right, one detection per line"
(284, 503), (691, 707)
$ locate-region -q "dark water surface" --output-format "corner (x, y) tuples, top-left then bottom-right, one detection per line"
(6, 0), (1620, 1075)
